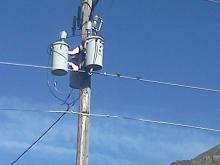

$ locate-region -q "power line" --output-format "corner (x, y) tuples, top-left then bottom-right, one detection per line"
(71, 111), (220, 133)
(47, 80), (77, 106)
(93, 72), (220, 93)
(46, 46), (77, 107)
(0, 61), (52, 70)
(0, 108), (72, 114)
(0, 108), (56, 113)
(1, 61), (220, 94)
(10, 106), (70, 165)
(1, 108), (220, 133)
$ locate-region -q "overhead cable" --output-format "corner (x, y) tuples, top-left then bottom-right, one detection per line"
(0, 108), (74, 114)
(70, 111), (220, 133)
(93, 71), (220, 93)
(46, 48), (77, 107)
(0, 108), (58, 113)
(10, 106), (71, 165)
(1, 108), (220, 133)
(1, 61), (220, 94)
(0, 61), (52, 70)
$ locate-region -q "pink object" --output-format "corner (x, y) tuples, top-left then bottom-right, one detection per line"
(70, 63), (79, 71)
(69, 47), (80, 55)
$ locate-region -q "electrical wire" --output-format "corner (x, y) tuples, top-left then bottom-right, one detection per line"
(1, 107), (219, 133)
(10, 106), (71, 165)
(1, 61), (220, 94)
(0, 61), (52, 70)
(47, 80), (79, 107)
(93, 71), (220, 93)
(71, 111), (220, 132)
(46, 62), (68, 104)
(0, 108), (61, 114)
(47, 81), (71, 103)
(47, 73), (76, 106)
(61, 89), (74, 105)
(46, 45), (76, 107)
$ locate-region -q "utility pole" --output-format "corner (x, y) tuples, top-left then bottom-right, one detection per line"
(76, 0), (93, 165)
(51, 1), (103, 164)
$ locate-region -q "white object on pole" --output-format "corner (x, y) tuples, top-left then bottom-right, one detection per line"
(86, 21), (92, 31)
(85, 36), (104, 71)
(69, 62), (79, 71)
(60, 31), (67, 40)
(69, 47), (80, 55)
(51, 31), (69, 76)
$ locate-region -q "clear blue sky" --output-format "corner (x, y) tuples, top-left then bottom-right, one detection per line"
(0, 0), (220, 165)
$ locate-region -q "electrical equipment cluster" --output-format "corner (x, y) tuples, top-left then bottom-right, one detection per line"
(50, 14), (104, 89)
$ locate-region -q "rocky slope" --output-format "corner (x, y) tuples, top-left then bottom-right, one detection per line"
(171, 145), (220, 165)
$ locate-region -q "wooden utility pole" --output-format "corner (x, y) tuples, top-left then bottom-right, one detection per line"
(76, 0), (93, 165)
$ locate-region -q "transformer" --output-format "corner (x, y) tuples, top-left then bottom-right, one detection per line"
(69, 57), (90, 89)
(85, 36), (104, 71)
(51, 31), (69, 76)
(69, 71), (90, 89)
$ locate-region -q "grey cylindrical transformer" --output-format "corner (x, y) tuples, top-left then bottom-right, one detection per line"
(51, 41), (69, 76)
(85, 36), (104, 71)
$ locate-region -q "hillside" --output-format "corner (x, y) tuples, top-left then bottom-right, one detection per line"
(171, 145), (220, 165)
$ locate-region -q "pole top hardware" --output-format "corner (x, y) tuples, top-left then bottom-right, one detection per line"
(60, 31), (68, 41)
(86, 15), (103, 36)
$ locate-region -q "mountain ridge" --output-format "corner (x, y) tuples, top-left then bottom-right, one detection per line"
(171, 145), (220, 165)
